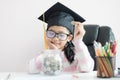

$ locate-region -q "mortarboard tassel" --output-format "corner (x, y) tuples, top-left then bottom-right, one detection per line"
(43, 14), (48, 49)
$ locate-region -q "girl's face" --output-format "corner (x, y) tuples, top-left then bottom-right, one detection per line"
(46, 26), (73, 50)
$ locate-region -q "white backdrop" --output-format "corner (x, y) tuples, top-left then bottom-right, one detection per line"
(0, 0), (120, 72)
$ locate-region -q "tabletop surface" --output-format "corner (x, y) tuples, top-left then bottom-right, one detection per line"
(0, 71), (120, 80)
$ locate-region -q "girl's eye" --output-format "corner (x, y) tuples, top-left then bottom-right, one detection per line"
(58, 33), (67, 40)
(59, 34), (66, 37)
(46, 31), (55, 38)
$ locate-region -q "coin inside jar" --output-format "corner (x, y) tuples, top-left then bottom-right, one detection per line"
(42, 50), (63, 75)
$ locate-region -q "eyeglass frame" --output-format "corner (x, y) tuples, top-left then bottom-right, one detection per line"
(46, 30), (70, 41)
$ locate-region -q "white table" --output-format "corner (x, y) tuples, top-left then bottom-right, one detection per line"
(0, 72), (11, 80)
(0, 71), (120, 80)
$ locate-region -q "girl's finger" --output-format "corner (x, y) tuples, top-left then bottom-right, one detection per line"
(48, 42), (58, 49)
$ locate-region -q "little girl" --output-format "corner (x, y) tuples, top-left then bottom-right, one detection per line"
(28, 2), (94, 74)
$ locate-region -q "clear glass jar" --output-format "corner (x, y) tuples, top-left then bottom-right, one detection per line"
(41, 49), (63, 75)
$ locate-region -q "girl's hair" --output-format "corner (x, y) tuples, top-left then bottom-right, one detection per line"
(63, 41), (75, 64)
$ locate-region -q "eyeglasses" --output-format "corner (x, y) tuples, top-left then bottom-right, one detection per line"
(46, 30), (70, 41)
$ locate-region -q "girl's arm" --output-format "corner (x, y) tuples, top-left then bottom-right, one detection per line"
(28, 54), (43, 74)
(72, 21), (94, 72)
(72, 39), (94, 72)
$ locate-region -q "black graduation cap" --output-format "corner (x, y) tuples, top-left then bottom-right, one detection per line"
(38, 2), (85, 34)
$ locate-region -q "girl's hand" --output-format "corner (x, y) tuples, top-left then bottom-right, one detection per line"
(48, 41), (58, 49)
(72, 21), (85, 40)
